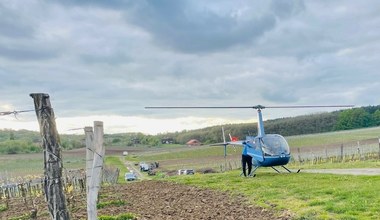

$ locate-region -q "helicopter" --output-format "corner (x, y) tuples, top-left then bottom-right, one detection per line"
(145, 104), (354, 176)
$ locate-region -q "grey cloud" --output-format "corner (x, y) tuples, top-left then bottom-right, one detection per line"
(0, 45), (59, 61)
(51, 0), (305, 53)
(0, 4), (35, 39)
(123, 0), (287, 53)
(80, 52), (131, 65)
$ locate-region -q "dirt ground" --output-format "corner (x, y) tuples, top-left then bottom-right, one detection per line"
(1, 180), (292, 220)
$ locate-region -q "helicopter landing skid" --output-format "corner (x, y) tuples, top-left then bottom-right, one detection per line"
(271, 166), (301, 173)
(240, 166), (259, 177)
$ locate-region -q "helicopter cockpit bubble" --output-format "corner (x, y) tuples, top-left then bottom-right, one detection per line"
(259, 134), (290, 156)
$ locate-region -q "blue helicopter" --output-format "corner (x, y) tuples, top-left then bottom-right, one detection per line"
(145, 104), (354, 176)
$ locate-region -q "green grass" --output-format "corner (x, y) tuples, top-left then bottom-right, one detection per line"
(165, 170), (380, 219)
(287, 126), (380, 148)
(97, 199), (128, 209)
(291, 159), (380, 169)
(98, 213), (137, 220)
(0, 152), (85, 177)
(104, 156), (129, 183)
(127, 146), (240, 162)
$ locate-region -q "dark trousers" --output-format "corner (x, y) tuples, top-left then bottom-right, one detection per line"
(242, 154), (253, 177)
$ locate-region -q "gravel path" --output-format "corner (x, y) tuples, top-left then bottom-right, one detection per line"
(302, 168), (380, 175)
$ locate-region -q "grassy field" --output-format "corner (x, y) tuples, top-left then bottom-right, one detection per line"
(0, 152), (85, 177)
(2, 126), (380, 219)
(165, 170), (380, 220)
(126, 145), (240, 161)
(287, 126), (380, 148)
(105, 156), (129, 183)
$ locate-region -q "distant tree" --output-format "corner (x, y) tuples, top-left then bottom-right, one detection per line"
(373, 109), (380, 126)
(334, 108), (373, 130)
(9, 131), (15, 140)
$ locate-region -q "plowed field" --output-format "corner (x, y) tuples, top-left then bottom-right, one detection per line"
(1, 180), (292, 220)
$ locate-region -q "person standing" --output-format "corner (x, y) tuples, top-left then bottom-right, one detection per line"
(242, 141), (253, 177)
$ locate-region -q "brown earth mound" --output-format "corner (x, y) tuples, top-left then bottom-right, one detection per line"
(1, 180), (292, 220)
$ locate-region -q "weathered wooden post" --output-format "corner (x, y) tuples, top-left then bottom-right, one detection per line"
(297, 147), (302, 163)
(84, 127), (94, 191)
(378, 137), (380, 159)
(30, 93), (70, 220)
(84, 126), (94, 218)
(87, 121), (105, 220)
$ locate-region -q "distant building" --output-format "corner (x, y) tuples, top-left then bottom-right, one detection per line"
(161, 137), (174, 144)
(186, 139), (201, 146)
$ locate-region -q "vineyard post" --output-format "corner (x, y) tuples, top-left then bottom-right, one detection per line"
(30, 93), (70, 220)
(84, 126), (94, 217)
(87, 121), (104, 220)
(85, 127), (94, 191)
(297, 148), (302, 162)
(378, 137), (380, 159)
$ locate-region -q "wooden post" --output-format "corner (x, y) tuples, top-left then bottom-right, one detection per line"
(30, 93), (70, 220)
(297, 148), (302, 162)
(340, 144), (344, 162)
(84, 126), (94, 218)
(378, 137), (380, 159)
(87, 121), (104, 220)
(84, 127), (94, 190)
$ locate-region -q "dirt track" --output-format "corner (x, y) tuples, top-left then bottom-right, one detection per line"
(1, 180), (292, 220)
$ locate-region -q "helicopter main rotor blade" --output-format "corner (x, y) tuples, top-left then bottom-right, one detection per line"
(145, 105), (354, 109)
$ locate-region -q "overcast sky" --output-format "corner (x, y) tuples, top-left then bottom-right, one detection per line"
(1, 0), (379, 134)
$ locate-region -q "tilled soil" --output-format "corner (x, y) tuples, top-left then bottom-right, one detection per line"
(1, 180), (292, 220)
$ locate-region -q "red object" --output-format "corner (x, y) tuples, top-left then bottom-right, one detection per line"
(231, 136), (239, 141)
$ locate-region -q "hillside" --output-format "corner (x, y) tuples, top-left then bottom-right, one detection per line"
(1, 105), (380, 153)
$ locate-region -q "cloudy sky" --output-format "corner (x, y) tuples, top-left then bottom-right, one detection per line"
(1, 0), (379, 134)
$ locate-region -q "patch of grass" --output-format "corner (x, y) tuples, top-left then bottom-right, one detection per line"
(98, 213), (137, 220)
(104, 156), (129, 183)
(0, 152), (85, 176)
(0, 204), (7, 212)
(97, 199), (128, 209)
(166, 170), (380, 219)
(129, 146), (239, 161)
(8, 213), (30, 220)
(287, 126), (380, 148)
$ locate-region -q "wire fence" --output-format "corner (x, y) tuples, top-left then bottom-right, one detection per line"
(292, 138), (380, 164)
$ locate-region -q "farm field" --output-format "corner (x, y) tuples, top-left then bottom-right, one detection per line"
(286, 126), (380, 148)
(1, 126), (380, 219)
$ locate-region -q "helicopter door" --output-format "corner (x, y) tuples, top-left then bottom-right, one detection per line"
(260, 134), (290, 156)
(247, 138), (264, 162)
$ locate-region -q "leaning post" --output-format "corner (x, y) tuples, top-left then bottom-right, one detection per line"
(30, 93), (70, 220)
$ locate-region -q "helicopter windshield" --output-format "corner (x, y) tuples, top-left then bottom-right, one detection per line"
(260, 134), (290, 156)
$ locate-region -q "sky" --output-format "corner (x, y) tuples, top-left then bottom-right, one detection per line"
(1, 0), (380, 135)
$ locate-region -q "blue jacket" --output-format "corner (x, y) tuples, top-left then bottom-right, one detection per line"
(242, 143), (250, 156)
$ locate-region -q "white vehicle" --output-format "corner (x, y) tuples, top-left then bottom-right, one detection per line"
(178, 169), (195, 175)
(139, 162), (150, 171)
(125, 172), (137, 181)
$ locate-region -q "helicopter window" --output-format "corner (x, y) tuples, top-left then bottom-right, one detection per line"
(260, 135), (290, 156)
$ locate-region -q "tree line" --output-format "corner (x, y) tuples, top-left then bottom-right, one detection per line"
(1, 105), (380, 153)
